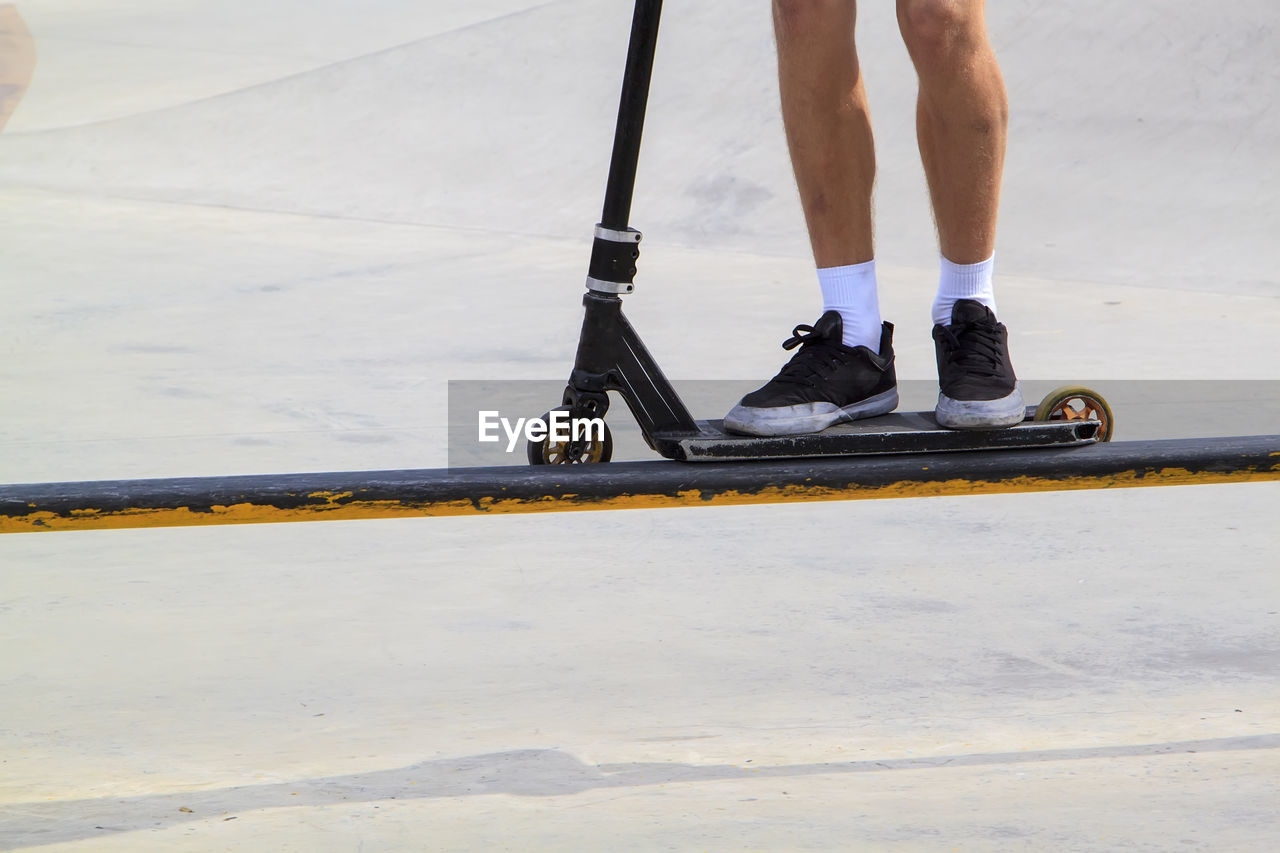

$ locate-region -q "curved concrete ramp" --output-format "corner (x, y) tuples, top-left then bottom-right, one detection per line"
(2, 2), (1276, 292)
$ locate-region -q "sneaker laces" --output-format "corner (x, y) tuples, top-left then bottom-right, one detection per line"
(773, 323), (850, 387)
(933, 319), (1002, 377)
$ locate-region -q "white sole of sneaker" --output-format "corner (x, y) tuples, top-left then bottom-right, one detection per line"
(723, 388), (899, 437)
(934, 385), (1025, 429)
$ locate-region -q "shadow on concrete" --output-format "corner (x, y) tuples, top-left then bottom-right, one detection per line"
(3, 734), (1278, 848)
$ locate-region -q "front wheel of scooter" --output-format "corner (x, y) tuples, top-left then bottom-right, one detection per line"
(526, 406), (614, 465)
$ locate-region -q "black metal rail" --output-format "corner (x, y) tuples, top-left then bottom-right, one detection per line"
(1, 435), (1277, 534)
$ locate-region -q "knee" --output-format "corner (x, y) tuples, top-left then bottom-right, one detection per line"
(898, 0), (981, 67)
(773, 0), (850, 41)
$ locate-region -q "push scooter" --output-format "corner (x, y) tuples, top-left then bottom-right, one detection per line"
(528, 0), (1111, 465)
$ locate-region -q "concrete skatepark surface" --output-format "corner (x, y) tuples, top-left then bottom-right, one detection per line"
(1, 1), (1277, 849)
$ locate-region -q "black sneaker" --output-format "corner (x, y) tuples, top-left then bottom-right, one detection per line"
(724, 311), (898, 436)
(932, 299), (1024, 429)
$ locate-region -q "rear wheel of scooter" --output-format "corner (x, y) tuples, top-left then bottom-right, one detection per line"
(526, 406), (614, 465)
(1033, 385), (1114, 442)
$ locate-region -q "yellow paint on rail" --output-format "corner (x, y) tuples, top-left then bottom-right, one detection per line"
(1, 465), (1277, 534)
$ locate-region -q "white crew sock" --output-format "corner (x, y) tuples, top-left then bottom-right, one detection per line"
(933, 253), (997, 326)
(818, 259), (882, 351)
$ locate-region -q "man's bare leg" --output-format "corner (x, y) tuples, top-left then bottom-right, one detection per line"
(898, 0), (1006, 265)
(898, 0), (1022, 428)
(899, 0), (1008, 327)
(0, 4), (37, 133)
(723, 1), (896, 437)
(774, 0), (874, 268)
(771, 0), (884, 356)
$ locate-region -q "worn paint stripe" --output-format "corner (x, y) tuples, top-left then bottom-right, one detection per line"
(2, 446), (1277, 534)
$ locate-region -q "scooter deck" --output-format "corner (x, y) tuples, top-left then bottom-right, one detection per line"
(650, 409), (1100, 462)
